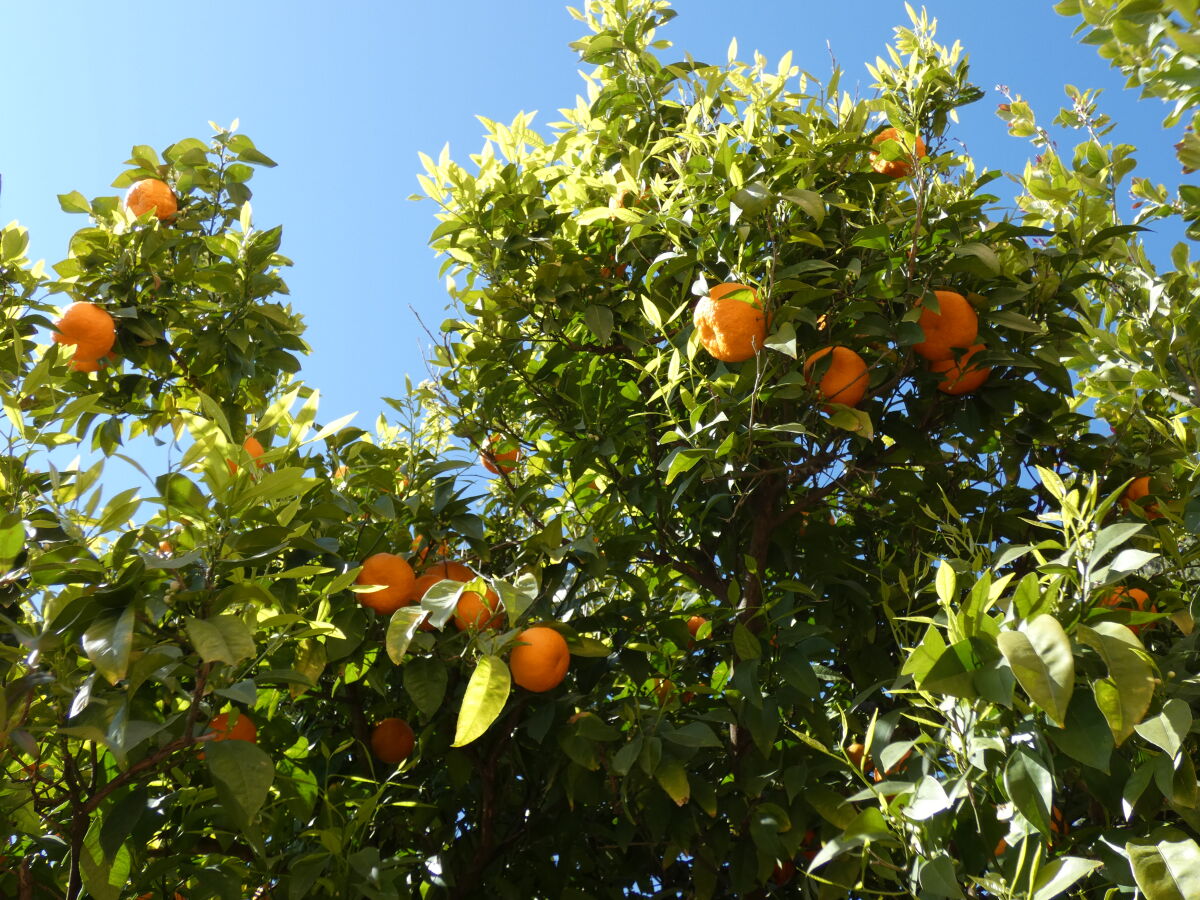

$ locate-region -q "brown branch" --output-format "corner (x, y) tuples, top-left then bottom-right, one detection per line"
(83, 662), (213, 814)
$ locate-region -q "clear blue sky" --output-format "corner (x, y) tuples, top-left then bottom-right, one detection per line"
(0, 1), (1179, 429)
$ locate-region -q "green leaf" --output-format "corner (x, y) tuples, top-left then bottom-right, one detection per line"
(904, 776), (951, 821)
(918, 857), (964, 898)
(1126, 829), (1200, 900)
(1004, 745), (1053, 834)
(997, 615), (1074, 727)
(584, 305), (614, 343)
(81, 605), (136, 685)
(453, 655), (511, 747)
(808, 807), (896, 870)
(1031, 856), (1103, 900)
(662, 721), (723, 748)
(655, 757), (690, 806)
(764, 321), (797, 358)
(1135, 698), (1192, 759)
(1077, 622), (1156, 745)
(206, 739), (274, 830)
(58, 191), (92, 214)
(185, 615), (256, 666)
(79, 818), (131, 900)
(386, 606), (427, 663)
(935, 559), (956, 604)
(952, 242), (1001, 274)
(779, 188), (825, 226)
(612, 734), (643, 776)
(404, 656), (448, 720)
(733, 622), (761, 660)
(1046, 690), (1114, 772)
(567, 636), (612, 657)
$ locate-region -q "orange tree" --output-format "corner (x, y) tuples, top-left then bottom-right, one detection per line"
(3, 2), (1200, 898)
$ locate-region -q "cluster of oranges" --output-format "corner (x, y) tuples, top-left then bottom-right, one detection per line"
(694, 283), (990, 407)
(49, 179), (176, 373)
(351, 543), (571, 765)
(691, 127), (996, 405)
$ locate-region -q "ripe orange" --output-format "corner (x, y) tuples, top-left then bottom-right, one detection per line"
(687, 615), (707, 638)
(411, 535), (450, 564)
(846, 742), (868, 771)
(1100, 586), (1155, 635)
(53, 302), (116, 366)
(356, 552), (416, 614)
(454, 588), (505, 631)
(803, 346), (869, 407)
(481, 435), (521, 474)
(509, 626), (570, 692)
(207, 711), (257, 745)
(1120, 476), (1163, 519)
(693, 282), (767, 363)
(653, 678), (674, 702)
(871, 748), (912, 782)
(125, 178), (178, 220)
(870, 127), (927, 178)
(370, 717), (415, 765)
(930, 344), (991, 395)
(772, 860), (796, 886)
(912, 291), (978, 361)
(226, 436), (267, 475)
(424, 560), (475, 583)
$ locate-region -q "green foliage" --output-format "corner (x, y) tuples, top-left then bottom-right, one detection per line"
(2, 2), (1200, 898)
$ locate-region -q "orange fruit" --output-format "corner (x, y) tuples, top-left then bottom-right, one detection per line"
(687, 615), (707, 638)
(912, 291), (978, 361)
(1100, 586), (1155, 635)
(846, 742), (868, 771)
(454, 587), (505, 631)
(930, 344), (991, 395)
(772, 860), (796, 886)
(125, 178), (178, 220)
(871, 748), (912, 782)
(509, 626), (570, 692)
(411, 535), (450, 564)
(481, 435), (521, 474)
(206, 711), (256, 748)
(424, 560), (475, 582)
(803, 346), (869, 407)
(355, 552), (416, 614)
(226, 436), (267, 475)
(370, 717), (415, 765)
(1120, 476), (1163, 518)
(653, 678), (674, 702)
(870, 127), (927, 178)
(53, 302), (116, 365)
(693, 283), (767, 362)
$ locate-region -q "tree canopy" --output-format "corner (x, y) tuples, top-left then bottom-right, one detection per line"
(3, 1), (1200, 898)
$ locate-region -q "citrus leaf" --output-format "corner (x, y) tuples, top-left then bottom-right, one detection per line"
(1126, 829), (1200, 900)
(386, 606), (427, 663)
(185, 615), (256, 666)
(404, 656), (448, 719)
(205, 739), (274, 830)
(1077, 622), (1156, 745)
(655, 757), (690, 806)
(452, 654), (511, 747)
(82, 605), (136, 685)
(1135, 698), (1192, 759)
(1030, 856), (1103, 900)
(1004, 745), (1053, 834)
(997, 615), (1074, 727)
(935, 559), (957, 604)
(79, 818), (131, 900)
